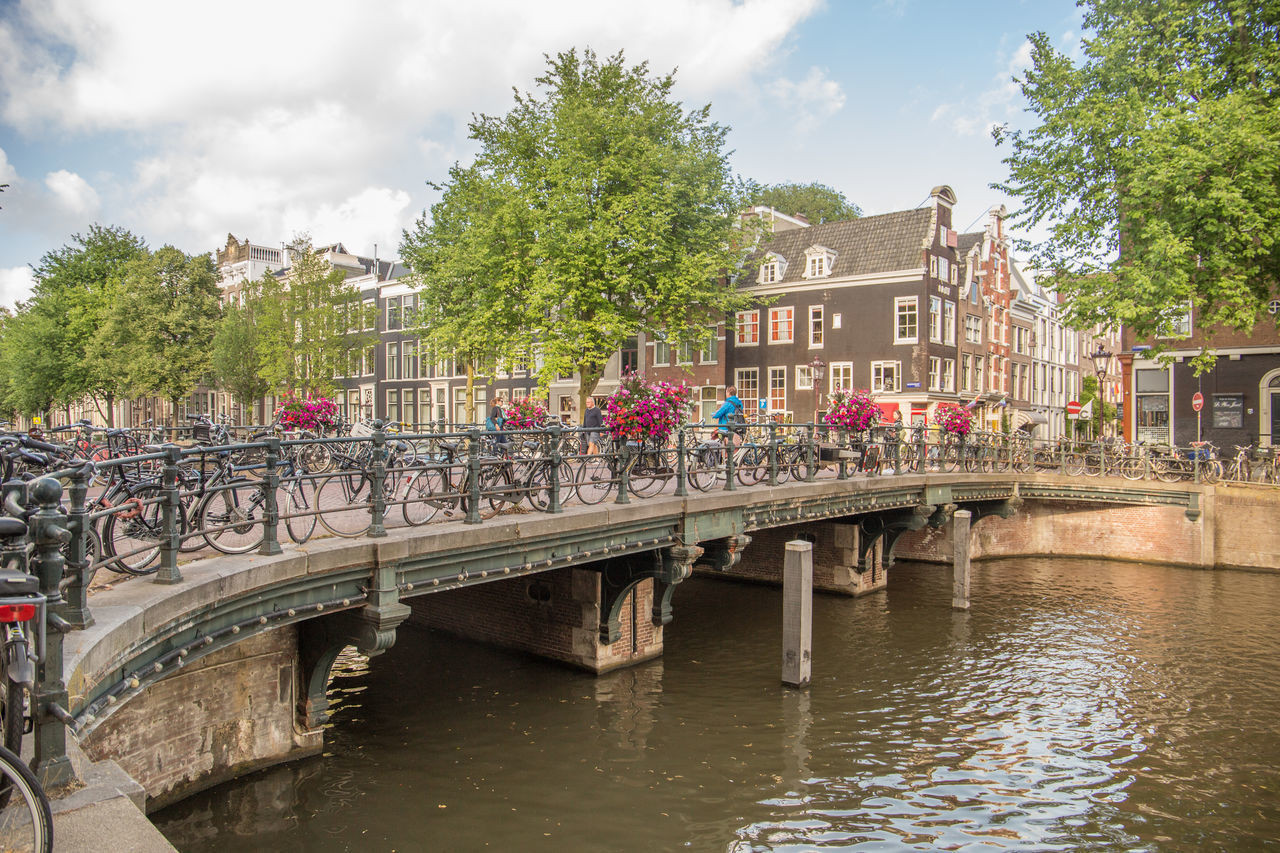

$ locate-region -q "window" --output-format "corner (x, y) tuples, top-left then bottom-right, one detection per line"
(809, 305), (824, 347)
(937, 256), (950, 283)
(363, 299), (376, 331)
(944, 301), (956, 345)
(435, 387), (446, 422)
(808, 255), (825, 278)
(700, 387), (719, 421)
(871, 360), (899, 393)
(1270, 299), (1280, 315)
(769, 307), (794, 344)
(942, 358), (955, 392)
(758, 253), (787, 285)
(386, 296), (402, 331)
(832, 313), (842, 329)
(386, 389), (400, 425)
(736, 310), (760, 345)
(769, 367), (786, 413)
(929, 296), (943, 343)
(735, 368), (759, 414)
(386, 342), (400, 380)
(965, 315), (982, 344)
(653, 334), (670, 366)
(796, 365), (813, 390)
(928, 357), (942, 391)
(402, 389), (415, 427)
(699, 332), (718, 364)
(677, 340), (695, 365)
(1160, 305), (1193, 338)
(363, 345), (376, 376)
(961, 355), (971, 392)
(829, 362), (853, 394)
(976, 356), (985, 393)
(895, 297), (918, 344)
(403, 339), (419, 380)
(620, 338), (639, 374)
(402, 294), (419, 327)
(802, 246), (835, 279)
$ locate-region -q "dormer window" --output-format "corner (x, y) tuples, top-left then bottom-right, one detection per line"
(757, 252), (788, 285)
(803, 245), (836, 280)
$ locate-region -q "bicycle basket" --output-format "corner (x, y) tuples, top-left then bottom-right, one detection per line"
(191, 421), (212, 444)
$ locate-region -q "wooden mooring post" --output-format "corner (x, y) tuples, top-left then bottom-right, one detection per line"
(953, 509), (971, 610)
(782, 539), (813, 687)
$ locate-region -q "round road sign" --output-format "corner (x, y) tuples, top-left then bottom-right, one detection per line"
(1192, 392), (1204, 412)
(1066, 400), (1082, 417)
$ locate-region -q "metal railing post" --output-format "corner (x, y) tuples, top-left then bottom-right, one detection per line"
(259, 437), (283, 555)
(674, 428), (689, 497)
(465, 429), (482, 525)
(767, 422), (779, 486)
(615, 441), (632, 504)
(805, 426), (817, 482)
(547, 424), (563, 514)
(29, 477), (74, 789)
(723, 432), (737, 491)
(59, 464), (94, 629)
(154, 444), (183, 585)
(369, 421), (388, 537)
(837, 429), (849, 480)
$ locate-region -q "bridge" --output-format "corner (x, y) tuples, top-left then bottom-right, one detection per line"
(13, 428), (1277, 812)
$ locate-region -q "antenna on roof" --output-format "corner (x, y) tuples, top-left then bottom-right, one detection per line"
(373, 243), (379, 281)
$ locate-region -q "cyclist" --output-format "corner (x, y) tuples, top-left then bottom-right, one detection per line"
(710, 386), (745, 446)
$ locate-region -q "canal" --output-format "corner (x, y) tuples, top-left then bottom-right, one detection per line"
(153, 557), (1280, 851)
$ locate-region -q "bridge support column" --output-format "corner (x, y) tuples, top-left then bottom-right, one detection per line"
(953, 509), (971, 610)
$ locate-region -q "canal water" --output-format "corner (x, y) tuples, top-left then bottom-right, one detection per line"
(153, 558), (1280, 851)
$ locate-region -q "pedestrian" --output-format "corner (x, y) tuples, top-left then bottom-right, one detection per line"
(582, 396), (604, 455)
(710, 386), (745, 446)
(485, 402), (508, 451)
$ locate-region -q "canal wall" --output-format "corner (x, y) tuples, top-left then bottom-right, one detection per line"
(707, 522), (885, 596)
(405, 567), (664, 673)
(79, 627), (320, 811)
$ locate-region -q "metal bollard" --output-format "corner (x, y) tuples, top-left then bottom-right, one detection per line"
(465, 430), (482, 525)
(723, 432), (737, 492)
(837, 430), (849, 480)
(615, 441), (632, 505)
(154, 444), (183, 585)
(59, 464), (94, 628)
(767, 422), (779, 487)
(547, 424), (563, 514)
(259, 437), (283, 555)
(369, 421), (388, 538)
(29, 477), (75, 789)
(674, 428), (689, 497)
(805, 426), (817, 483)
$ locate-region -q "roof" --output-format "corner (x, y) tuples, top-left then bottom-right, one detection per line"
(957, 231), (983, 258)
(746, 207), (932, 286)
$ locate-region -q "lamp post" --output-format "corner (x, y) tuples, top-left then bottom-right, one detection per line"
(809, 357), (825, 425)
(1091, 347), (1111, 440)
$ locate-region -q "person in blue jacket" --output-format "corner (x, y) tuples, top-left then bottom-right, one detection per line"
(710, 386), (744, 445)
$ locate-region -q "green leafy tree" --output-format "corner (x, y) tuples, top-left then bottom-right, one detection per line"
(402, 164), (536, 422)
(10, 225), (148, 424)
(101, 246), (222, 423)
(210, 300), (269, 416)
(406, 49), (756, 414)
(995, 0), (1280, 368)
(746, 181), (862, 223)
(250, 236), (375, 397)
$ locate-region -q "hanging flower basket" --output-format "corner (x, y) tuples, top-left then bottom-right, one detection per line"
(602, 372), (693, 445)
(934, 403), (974, 437)
(503, 397), (548, 430)
(276, 392), (340, 432)
(823, 388), (881, 433)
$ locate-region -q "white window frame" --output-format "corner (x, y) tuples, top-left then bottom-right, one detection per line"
(736, 310), (760, 346)
(769, 306), (794, 345)
(802, 245), (836, 280)
(871, 360), (900, 393)
(653, 334), (670, 367)
(942, 358), (955, 393)
(894, 297), (918, 345)
(768, 366), (787, 413)
(735, 368), (760, 413)
(829, 361), (853, 395)
(809, 305), (823, 348)
(944, 301), (956, 346)
(929, 296), (943, 343)
(796, 365), (813, 390)
(928, 356), (942, 392)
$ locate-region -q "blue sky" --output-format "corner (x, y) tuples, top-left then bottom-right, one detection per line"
(0, 0), (1085, 307)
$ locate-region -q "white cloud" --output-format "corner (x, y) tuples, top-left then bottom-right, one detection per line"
(766, 67), (847, 128)
(930, 37), (1036, 137)
(44, 170), (99, 216)
(0, 0), (821, 260)
(0, 266), (35, 308)
(0, 148), (14, 184)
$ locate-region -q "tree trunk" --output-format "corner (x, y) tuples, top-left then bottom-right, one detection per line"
(576, 362), (604, 426)
(465, 363), (476, 425)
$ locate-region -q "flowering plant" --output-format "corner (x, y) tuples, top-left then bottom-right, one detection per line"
(823, 388), (881, 433)
(276, 392), (340, 431)
(503, 397), (547, 430)
(603, 372), (693, 444)
(934, 403), (973, 436)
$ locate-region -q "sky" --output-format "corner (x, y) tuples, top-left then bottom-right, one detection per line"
(0, 0), (1085, 308)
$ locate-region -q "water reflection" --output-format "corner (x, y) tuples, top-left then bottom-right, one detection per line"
(154, 558), (1280, 852)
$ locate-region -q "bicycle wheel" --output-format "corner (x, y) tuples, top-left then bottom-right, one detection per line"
(629, 450), (669, 497)
(102, 484), (169, 574)
(1119, 457), (1147, 480)
(197, 482), (266, 554)
(480, 464), (515, 513)
(298, 442), (333, 474)
(0, 673), (21, 756)
(0, 742), (52, 852)
(574, 457), (615, 505)
(1201, 460), (1222, 484)
(403, 467), (453, 525)
(942, 441), (961, 473)
(283, 482), (317, 544)
(316, 471), (373, 537)
(735, 446), (767, 486)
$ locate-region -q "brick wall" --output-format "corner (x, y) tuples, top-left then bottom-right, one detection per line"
(708, 523), (884, 595)
(1214, 486), (1280, 570)
(81, 627), (320, 811)
(405, 567), (663, 673)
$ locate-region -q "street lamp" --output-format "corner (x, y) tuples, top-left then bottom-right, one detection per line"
(1091, 347), (1111, 439)
(809, 357), (825, 425)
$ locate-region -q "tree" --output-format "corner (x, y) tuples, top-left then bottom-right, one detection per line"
(405, 49), (756, 414)
(995, 0), (1280, 369)
(746, 181), (861, 223)
(101, 246), (222, 423)
(210, 301), (269, 417)
(250, 236), (375, 397)
(10, 225), (148, 424)
(402, 164), (535, 423)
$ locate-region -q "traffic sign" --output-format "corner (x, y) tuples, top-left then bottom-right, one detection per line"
(1066, 400), (1082, 417)
(1191, 392), (1204, 412)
